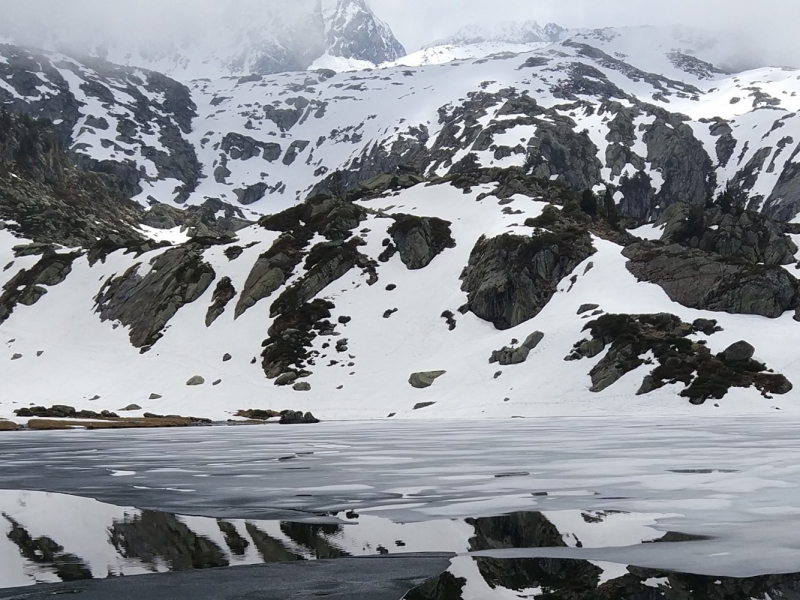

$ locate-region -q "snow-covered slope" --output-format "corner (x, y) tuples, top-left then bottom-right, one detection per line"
(2, 21), (800, 423)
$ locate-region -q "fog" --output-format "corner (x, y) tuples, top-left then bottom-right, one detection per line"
(0, 0), (797, 67)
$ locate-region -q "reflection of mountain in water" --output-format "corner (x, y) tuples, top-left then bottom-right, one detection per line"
(3, 491), (800, 599)
(406, 557), (800, 600)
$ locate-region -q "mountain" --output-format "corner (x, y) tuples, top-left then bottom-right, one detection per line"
(0, 0), (406, 79)
(428, 21), (570, 47)
(1, 21), (800, 423)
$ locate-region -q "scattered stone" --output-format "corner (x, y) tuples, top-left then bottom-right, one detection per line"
(413, 402), (436, 410)
(88, 395), (101, 401)
(223, 353), (232, 362)
(409, 371), (446, 389)
(186, 376), (205, 386)
(148, 393), (162, 400)
(121, 404), (142, 411)
(387, 412), (396, 418)
(338, 315), (352, 324)
(36, 351), (43, 357)
(212, 379), (222, 386)
(236, 409), (281, 420)
(293, 382), (311, 391)
(386, 284), (397, 291)
(10, 353), (21, 360)
(383, 308), (398, 318)
(494, 371), (502, 379)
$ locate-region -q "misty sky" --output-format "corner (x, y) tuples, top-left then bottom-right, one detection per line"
(0, 0), (798, 65)
(373, 0), (799, 59)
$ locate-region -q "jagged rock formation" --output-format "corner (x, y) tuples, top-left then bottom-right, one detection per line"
(461, 229), (595, 330)
(0, 109), (145, 247)
(95, 244), (216, 349)
(386, 214), (456, 270)
(623, 242), (798, 318)
(567, 313), (792, 402)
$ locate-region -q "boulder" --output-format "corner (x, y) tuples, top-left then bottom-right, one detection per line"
(387, 214), (456, 270)
(121, 404), (142, 411)
(489, 346), (530, 366)
(723, 341), (756, 362)
(409, 371), (446, 389)
(293, 382), (311, 391)
(149, 393), (163, 400)
(523, 332), (545, 350)
(186, 376), (205, 386)
(279, 410), (320, 424)
(274, 372), (299, 386)
(461, 230), (595, 329)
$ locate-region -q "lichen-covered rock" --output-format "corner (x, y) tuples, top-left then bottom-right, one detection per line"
(409, 371), (446, 389)
(623, 241), (798, 318)
(461, 229), (595, 330)
(387, 214), (456, 270)
(95, 244), (216, 348)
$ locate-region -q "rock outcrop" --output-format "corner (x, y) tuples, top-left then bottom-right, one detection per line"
(623, 241), (798, 318)
(461, 229), (595, 329)
(567, 313), (792, 403)
(95, 244), (216, 349)
(387, 214), (456, 270)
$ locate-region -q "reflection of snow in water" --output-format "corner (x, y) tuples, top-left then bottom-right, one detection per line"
(0, 489), (682, 590)
(2, 417), (800, 580)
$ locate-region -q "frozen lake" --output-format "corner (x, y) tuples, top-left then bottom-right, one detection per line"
(3, 416), (800, 597)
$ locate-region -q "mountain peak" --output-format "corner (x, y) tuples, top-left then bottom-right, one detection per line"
(325, 0), (406, 64)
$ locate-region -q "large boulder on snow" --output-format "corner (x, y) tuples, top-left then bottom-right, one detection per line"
(461, 230), (595, 330)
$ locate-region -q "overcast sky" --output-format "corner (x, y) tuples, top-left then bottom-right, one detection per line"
(0, 0), (797, 65)
(373, 0), (799, 57)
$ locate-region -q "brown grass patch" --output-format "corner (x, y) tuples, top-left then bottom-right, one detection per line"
(0, 420), (18, 431)
(26, 417), (194, 431)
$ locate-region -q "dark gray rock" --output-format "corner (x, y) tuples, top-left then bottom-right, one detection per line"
(95, 244), (216, 348)
(723, 341), (756, 362)
(657, 203), (797, 266)
(121, 404), (142, 411)
(413, 402), (436, 410)
(206, 277), (237, 326)
(279, 410), (319, 424)
(222, 353), (232, 362)
(623, 241), (798, 318)
(522, 331), (545, 350)
(489, 346), (530, 366)
(282, 140), (310, 166)
(409, 371), (446, 389)
(577, 304), (600, 315)
(461, 230), (596, 330)
(149, 393), (162, 400)
(233, 183), (268, 206)
(186, 376), (205, 386)
(274, 372), (299, 387)
(388, 214), (456, 270)
(293, 382), (311, 392)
